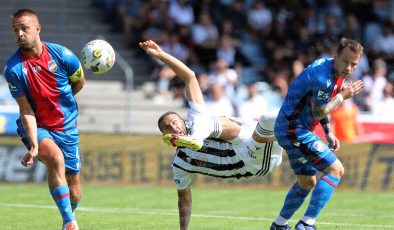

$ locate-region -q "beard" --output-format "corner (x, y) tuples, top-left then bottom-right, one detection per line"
(18, 39), (37, 52)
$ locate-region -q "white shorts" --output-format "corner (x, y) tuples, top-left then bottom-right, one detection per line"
(230, 119), (283, 175)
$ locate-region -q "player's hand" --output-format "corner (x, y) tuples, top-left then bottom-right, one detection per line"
(21, 148), (38, 167)
(341, 80), (364, 100)
(139, 40), (162, 57)
(326, 132), (340, 151)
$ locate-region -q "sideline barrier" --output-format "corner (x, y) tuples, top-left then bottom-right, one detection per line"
(0, 136), (393, 191)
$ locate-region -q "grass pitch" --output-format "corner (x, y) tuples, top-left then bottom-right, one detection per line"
(0, 183), (393, 229)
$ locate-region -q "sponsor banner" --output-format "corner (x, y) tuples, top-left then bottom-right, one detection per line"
(1, 142), (393, 191)
(0, 146), (47, 182)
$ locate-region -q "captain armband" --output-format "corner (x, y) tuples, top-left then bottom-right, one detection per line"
(326, 94), (343, 112)
(69, 66), (84, 83)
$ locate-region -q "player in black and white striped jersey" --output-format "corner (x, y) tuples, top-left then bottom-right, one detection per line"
(139, 40), (283, 230)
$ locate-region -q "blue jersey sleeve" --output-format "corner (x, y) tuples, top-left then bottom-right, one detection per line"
(309, 60), (332, 106)
(61, 47), (81, 77)
(3, 62), (25, 99)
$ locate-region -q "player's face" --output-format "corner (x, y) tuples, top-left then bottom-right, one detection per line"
(334, 46), (361, 78)
(160, 114), (186, 135)
(11, 15), (41, 51)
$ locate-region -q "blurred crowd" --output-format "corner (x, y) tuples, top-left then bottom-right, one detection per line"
(2, 0), (393, 139)
(93, 0), (394, 120)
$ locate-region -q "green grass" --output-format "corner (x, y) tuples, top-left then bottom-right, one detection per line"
(0, 184), (393, 229)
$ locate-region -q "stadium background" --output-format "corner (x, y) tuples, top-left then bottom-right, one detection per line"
(0, 0), (393, 229)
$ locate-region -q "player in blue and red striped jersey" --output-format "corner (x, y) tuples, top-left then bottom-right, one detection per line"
(4, 9), (84, 230)
(270, 38), (364, 230)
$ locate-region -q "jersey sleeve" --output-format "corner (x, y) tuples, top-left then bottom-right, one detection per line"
(172, 166), (193, 190)
(309, 64), (331, 106)
(61, 47), (83, 82)
(3, 65), (25, 99)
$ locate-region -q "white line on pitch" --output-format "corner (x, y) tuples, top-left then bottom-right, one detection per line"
(0, 203), (393, 228)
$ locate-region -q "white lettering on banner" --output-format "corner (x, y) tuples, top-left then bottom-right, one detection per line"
(0, 145), (47, 182)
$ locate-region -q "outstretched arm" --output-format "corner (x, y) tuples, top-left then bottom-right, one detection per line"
(177, 188), (192, 230)
(139, 40), (204, 105)
(312, 80), (364, 120)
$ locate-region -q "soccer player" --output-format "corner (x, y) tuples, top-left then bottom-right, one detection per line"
(4, 9), (84, 230)
(270, 38), (364, 230)
(139, 40), (283, 230)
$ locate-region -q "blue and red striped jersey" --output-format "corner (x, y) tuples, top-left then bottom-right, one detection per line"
(4, 42), (81, 132)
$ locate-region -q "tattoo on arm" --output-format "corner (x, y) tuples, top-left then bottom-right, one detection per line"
(312, 104), (326, 120)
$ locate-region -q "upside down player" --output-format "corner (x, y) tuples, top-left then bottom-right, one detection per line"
(4, 9), (84, 230)
(139, 40), (283, 230)
(270, 38), (364, 230)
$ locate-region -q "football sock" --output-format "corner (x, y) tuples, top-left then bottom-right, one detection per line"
(50, 185), (75, 224)
(304, 173), (340, 219)
(190, 116), (222, 140)
(278, 182), (311, 222)
(255, 113), (276, 138)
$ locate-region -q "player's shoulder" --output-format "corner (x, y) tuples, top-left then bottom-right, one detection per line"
(308, 57), (334, 73)
(44, 42), (75, 56)
(4, 50), (22, 75)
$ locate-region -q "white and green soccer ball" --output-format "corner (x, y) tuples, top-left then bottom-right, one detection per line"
(81, 39), (115, 74)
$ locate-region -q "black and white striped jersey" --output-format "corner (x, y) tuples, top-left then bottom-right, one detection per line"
(171, 138), (280, 189)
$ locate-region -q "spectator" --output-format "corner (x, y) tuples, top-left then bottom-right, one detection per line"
(371, 81), (394, 117)
(205, 82), (235, 116)
(331, 99), (364, 143)
(237, 81), (269, 121)
(363, 58), (388, 110)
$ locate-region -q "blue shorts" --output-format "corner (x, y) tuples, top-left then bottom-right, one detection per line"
(16, 119), (81, 174)
(275, 128), (337, 176)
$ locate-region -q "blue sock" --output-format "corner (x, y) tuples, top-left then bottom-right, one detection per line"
(50, 185), (75, 224)
(279, 182), (311, 219)
(305, 174), (340, 218)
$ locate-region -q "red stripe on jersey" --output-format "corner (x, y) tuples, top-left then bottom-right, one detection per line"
(330, 77), (345, 98)
(21, 44), (65, 132)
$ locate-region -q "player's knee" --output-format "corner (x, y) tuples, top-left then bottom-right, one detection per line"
(298, 177), (317, 189)
(324, 160), (344, 178)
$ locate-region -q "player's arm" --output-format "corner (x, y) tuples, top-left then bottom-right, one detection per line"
(320, 116), (340, 151)
(16, 96), (39, 166)
(311, 80), (364, 120)
(139, 40), (204, 105)
(69, 66), (85, 95)
(177, 188), (192, 230)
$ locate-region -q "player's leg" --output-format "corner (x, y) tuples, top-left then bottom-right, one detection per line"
(271, 148), (315, 229)
(253, 113), (277, 143)
(297, 157), (343, 228)
(37, 138), (76, 227)
(66, 173), (82, 213)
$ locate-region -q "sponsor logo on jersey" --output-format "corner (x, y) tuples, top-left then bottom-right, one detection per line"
(48, 60), (57, 73)
(317, 90), (329, 100)
(313, 141), (325, 152)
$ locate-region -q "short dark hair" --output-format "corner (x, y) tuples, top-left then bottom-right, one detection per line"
(11, 9), (38, 19)
(337, 37), (363, 56)
(157, 111), (182, 133)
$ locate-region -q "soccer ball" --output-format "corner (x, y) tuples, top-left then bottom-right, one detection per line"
(81, 39), (115, 74)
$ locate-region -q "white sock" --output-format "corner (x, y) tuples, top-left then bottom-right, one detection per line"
(191, 116), (222, 140)
(255, 113), (276, 138)
(274, 215), (289, 225)
(301, 216), (316, 225)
